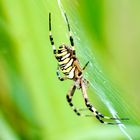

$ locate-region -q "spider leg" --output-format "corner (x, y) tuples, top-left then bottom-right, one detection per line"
(82, 61), (89, 70)
(66, 84), (82, 116)
(66, 83), (95, 117)
(49, 13), (57, 55)
(56, 65), (67, 81)
(80, 79), (128, 124)
(64, 13), (76, 55)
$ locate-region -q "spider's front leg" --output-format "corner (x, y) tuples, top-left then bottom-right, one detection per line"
(49, 13), (57, 55)
(64, 13), (75, 55)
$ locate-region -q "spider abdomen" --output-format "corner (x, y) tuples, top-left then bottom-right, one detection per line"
(55, 45), (76, 79)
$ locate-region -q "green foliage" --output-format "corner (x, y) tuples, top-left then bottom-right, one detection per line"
(0, 0), (140, 140)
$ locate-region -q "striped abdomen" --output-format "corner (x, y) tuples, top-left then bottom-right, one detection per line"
(56, 45), (76, 79)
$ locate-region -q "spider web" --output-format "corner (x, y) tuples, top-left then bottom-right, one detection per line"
(58, 0), (132, 140)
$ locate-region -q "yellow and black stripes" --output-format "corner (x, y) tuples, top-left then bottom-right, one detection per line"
(49, 12), (76, 79)
(56, 66), (67, 81)
(55, 46), (76, 79)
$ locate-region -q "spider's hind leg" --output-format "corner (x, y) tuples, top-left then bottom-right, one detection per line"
(81, 79), (128, 124)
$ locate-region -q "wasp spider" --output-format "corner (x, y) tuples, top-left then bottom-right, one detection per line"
(49, 12), (128, 125)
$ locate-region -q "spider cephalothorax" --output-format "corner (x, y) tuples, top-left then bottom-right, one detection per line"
(49, 12), (128, 124)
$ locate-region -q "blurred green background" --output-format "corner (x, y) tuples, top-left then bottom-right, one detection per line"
(0, 0), (140, 140)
